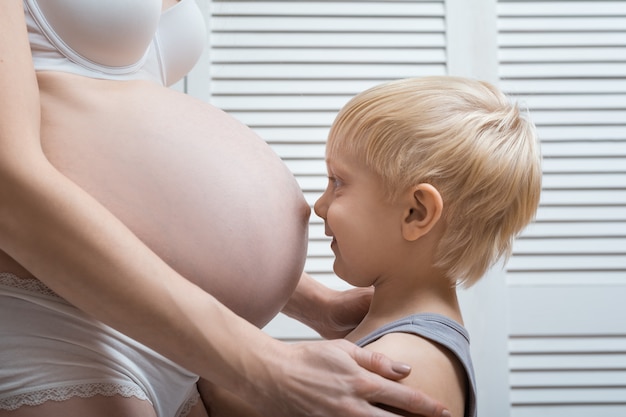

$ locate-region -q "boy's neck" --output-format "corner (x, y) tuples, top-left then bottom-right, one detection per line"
(345, 272), (463, 343)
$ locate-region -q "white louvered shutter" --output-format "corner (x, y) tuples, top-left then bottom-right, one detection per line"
(498, 1), (626, 416)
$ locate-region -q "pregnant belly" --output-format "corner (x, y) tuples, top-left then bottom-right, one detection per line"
(39, 80), (310, 327)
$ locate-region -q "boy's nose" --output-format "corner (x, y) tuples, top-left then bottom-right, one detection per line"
(313, 192), (328, 220)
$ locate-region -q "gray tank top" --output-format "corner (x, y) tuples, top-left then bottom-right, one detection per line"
(355, 313), (477, 417)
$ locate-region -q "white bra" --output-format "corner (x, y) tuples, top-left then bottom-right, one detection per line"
(24, 0), (206, 86)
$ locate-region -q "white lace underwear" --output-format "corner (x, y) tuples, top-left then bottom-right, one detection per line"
(0, 272), (200, 416)
(2, 383), (200, 416)
(1, 381), (150, 411)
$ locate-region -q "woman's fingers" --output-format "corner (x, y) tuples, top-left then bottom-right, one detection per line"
(352, 344), (412, 379)
(350, 342), (451, 417)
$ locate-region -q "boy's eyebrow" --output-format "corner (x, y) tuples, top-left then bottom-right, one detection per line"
(325, 155), (348, 169)
(325, 158), (347, 176)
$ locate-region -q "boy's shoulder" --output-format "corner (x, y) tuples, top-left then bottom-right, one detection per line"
(357, 314), (476, 417)
(367, 332), (467, 417)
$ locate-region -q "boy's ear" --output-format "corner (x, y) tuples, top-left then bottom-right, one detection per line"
(401, 183), (443, 242)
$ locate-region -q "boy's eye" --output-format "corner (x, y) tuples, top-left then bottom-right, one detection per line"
(328, 176), (343, 189)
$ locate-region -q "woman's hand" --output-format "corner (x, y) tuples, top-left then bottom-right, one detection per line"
(249, 338), (450, 417)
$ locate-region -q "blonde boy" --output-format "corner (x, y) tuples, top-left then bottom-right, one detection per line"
(314, 76), (542, 417)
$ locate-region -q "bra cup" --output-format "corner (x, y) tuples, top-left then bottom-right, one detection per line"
(154, 0), (206, 86)
(32, 0), (161, 67)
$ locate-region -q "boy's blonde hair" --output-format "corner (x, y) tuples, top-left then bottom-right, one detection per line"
(326, 76), (542, 287)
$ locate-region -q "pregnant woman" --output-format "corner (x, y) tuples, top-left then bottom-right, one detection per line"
(0, 1), (449, 417)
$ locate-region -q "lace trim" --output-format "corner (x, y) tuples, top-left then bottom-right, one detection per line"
(0, 382), (150, 411)
(0, 272), (64, 300)
(177, 389), (201, 417)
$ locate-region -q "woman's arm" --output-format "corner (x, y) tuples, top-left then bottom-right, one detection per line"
(0, 3), (448, 416)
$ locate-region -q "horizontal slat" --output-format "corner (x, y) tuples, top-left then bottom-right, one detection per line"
(507, 271), (626, 286)
(498, 2), (626, 17)
(541, 157), (626, 173)
(212, 95), (352, 111)
(309, 223), (328, 240)
(295, 176), (326, 193)
(308, 240), (333, 257)
(211, 79), (384, 95)
(511, 387), (626, 405)
(304, 256), (335, 273)
(282, 159), (322, 175)
(535, 125), (626, 141)
(510, 337), (626, 354)
(539, 190), (626, 205)
(271, 143), (326, 159)
(211, 32), (447, 47)
(211, 48), (446, 64)
(536, 206), (626, 221)
(211, 2), (445, 17)
(500, 47), (626, 63)
(499, 17), (626, 32)
(254, 127), (330, 143)
(507, 254), (626, 270)
(511, 404), (626, 417)
(510, 354), (626, 371)
(211, 63), (446, 79)
(502, 79), (626, 94)
(513, 238), (626, 255)
(511, 369), (626, 387)
(498, 33), (626, 47)
(530, 110), (626, 126)
(513, 94), (626, 110)
(521, 221), (626, 238)
(500, 63), (626, 78)
(540, 142), (626, 158)
(211, 16), (445, 32)
(233, 111), (338, 128)
(542, 173), (626, 189)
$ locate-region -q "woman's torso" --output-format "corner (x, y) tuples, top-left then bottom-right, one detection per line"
(3, 1), (310, 327)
